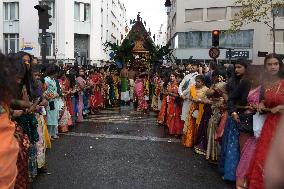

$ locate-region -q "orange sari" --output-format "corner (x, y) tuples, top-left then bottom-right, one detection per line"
(0, 106), (19, 189)
(182, 85), (207, 147)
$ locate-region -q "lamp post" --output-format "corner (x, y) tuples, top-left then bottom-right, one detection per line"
(271, 0), (276, 54)
(164, 0), (172, 15)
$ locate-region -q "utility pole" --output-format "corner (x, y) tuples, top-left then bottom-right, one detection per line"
(34, 4), (52, 64)
(271, 0), (276, 54)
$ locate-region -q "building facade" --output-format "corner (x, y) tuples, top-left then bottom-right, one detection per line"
(0, 0), (128, 66)
(156, 22), (167, 47)
(166, 0), (284, 64)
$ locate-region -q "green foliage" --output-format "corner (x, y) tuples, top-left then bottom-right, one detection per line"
(103, 38), (134, 65)
(103, 29), (173, 68)
(229, 0), (284, 32)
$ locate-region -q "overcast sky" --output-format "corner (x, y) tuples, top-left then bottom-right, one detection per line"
(120, 0), (167, 36)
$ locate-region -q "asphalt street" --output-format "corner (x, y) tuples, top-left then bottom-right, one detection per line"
(31, 106), (234, 189)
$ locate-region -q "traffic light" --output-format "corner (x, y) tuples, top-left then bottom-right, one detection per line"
(212, 30), (220, 47)
(34, 5), (52, 30)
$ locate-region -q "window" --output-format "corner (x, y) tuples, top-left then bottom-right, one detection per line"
(3, 34), (19, 55)
(84, 4), (90, 21)
(207, 7), (227, 21)
(4, 2), (19, 21)
(177, 30), (253, 49)
(74, 2), (80, 21)
(185, 9), (203, 22)
(39, 1), (55, 18)
(231, 7), (242, 19)
(220, 30), (254, 48)
(271, 30), (284, 43)
(275, 7), (284, 17)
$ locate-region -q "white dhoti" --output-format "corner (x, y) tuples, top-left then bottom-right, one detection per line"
(121, 91), (130, 101)
(181, 99), (190, 121)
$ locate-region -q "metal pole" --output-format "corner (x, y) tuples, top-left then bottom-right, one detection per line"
(42, 29), (48, 64)
(271, 0), (276, 53)
(229, 48), (232, 64)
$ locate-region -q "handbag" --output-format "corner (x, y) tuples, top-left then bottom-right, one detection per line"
(253, 112), (266, 138)
(237, 113), (254, 134)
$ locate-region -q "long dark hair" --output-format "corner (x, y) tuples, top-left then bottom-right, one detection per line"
(0, 53), (16, 104)
(264, 53), (284, 78)
(226, 59), (250, 94)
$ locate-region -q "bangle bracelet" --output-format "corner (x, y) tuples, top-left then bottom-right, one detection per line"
(231, 112), (237, 116)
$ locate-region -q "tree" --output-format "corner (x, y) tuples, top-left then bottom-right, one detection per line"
(229, 0), (284, 53)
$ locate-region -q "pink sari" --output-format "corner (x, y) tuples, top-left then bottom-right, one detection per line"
(134, 79), (148, 111)
(76, 76), (86, 122)
(236, 86), (260, 183)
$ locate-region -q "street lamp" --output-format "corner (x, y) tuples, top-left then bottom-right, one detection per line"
(164, 0), (172, 15)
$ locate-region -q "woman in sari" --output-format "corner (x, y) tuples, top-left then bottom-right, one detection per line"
(31, 65), (50, 172)
(0, 53), (19, 189)
(248, 54), (284, 189)
(75, 68), (87, 122)
(89, 69), (104, 112)
(219, 59), (251, 182)
(235, 85), (261, 189)
(157, 75), (169, 125)
(134, 73), (148, 112)
(205, 70), (227, 162)
(58, 73), (72, 133)
(194, 68), (227, 157)
(182, 75), (208, 148)
(166, 73), (184, 135)
(44, 64), (60, 138)
(151, 72), (159, 112)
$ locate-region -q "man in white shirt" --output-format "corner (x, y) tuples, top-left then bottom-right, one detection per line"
(178, 62), (200, 123)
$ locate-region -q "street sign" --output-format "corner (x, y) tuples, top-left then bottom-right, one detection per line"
(258, 51), (268, 57)
(226, 51), (249, 59)
(209, 47), (220, 59)
(38, 33), (52, 45)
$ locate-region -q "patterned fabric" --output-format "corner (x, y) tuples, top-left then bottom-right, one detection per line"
(218, 116), (240, 181)
(248, 80), (284, 189)
(134, 79), (148, 111)
(76, 76), (86, 122)
(166, 81), (184, 135)
(0, 105), (19, 189)
(14, 126), (30, 189)
(182, 85), (208, 148)
(35, 113), (46, 169)
(194, 105), (211, 156)
(236, 87), (261, 182)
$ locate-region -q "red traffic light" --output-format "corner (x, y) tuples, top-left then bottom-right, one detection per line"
(212, 30), (220, 36)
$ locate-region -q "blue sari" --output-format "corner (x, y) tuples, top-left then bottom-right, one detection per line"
(218, 116), (240, 181)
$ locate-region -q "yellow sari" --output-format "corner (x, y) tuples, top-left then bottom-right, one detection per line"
(182, 85), (207, 148)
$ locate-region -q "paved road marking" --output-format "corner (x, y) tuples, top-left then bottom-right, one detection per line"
(63, 132), (180, 143)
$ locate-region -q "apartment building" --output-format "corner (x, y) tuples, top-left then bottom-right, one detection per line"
(167, 0), (284, 64)
(0, 0), (128, 66)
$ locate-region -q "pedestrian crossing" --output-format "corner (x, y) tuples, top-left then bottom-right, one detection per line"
(85, 114), (157, 124)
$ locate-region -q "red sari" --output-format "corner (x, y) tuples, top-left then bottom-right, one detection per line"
(60, 79), (74, 117)
(248, 79), (284, 189)
(166, 81), (184, 135)
(90, 73), (104, 110)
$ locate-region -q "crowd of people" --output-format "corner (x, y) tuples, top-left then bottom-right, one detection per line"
(153, 54), (284, 189)
(0, 51), (154, 189)
(0, 50), (284, 189)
